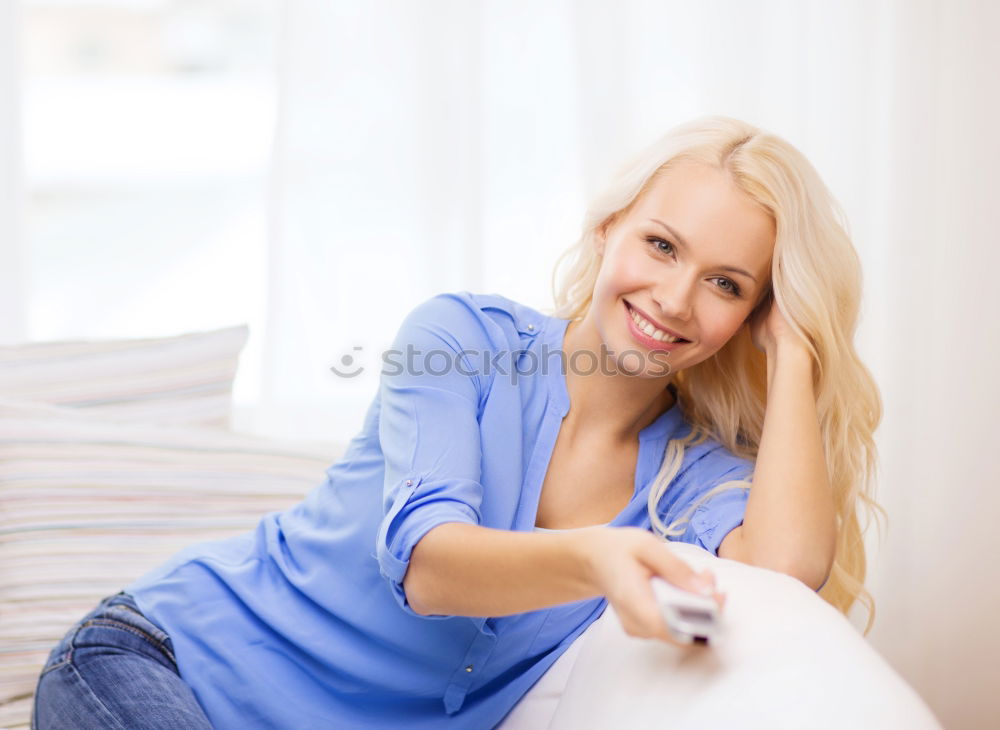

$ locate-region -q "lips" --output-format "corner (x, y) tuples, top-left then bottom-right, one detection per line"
(623, 303), (690, 354)
(625, 302), (690, 342)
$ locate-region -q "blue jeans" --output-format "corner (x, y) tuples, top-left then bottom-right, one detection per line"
(32, 591), (214, 729)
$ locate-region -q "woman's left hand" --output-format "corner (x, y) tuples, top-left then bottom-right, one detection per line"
(748, 293), (804, 355)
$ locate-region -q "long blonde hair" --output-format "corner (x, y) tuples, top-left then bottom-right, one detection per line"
(543, 116), (885, 634)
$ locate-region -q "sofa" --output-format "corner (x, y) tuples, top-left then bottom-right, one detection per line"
(0, 326), (942, 729)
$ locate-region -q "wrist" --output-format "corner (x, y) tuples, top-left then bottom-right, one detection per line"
(767, 339), (813, 374)
(765, 338), (814, 392)
(766, 336), (811, 361)
(564, 526), (605, 596)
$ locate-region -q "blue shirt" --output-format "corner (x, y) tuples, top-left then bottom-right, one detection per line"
(126, 291), (755, 729)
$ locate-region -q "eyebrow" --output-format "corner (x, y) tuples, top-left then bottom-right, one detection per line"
(649, 218), (759, 283)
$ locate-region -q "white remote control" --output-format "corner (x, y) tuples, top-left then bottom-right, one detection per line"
(649, 576), (721, 646)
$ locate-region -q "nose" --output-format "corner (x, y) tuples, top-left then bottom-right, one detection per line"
(651, 271), (696, 323)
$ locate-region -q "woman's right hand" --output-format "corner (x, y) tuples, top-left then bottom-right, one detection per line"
(575, 526), (726, 648)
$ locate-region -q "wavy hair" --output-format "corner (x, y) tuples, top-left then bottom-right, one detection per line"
(541, 116), (885, 634)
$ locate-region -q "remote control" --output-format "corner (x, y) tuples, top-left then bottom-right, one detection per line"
(649, 576), (721, 646)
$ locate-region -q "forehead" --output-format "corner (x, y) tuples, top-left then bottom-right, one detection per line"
(629, 162), (775, 280)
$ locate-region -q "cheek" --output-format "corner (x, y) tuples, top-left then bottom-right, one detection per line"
(593, 252), (644, 300)
(613, 251), (647, 281)
(699, 310), (749, 350)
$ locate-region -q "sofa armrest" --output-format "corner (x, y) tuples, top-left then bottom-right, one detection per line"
(544, 541), (941, 730)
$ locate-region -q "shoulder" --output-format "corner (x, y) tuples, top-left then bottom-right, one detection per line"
(472, 292), (547, 338)
(677, 431), (756, 485)
(396, 291), (544, 351)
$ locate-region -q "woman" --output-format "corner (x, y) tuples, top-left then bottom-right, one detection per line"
(32, 116), (882, 729)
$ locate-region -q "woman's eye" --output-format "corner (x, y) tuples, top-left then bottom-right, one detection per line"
(714, 278), (741, 297)
(646, 236), (742, 297)
(646, 236), (674, 256)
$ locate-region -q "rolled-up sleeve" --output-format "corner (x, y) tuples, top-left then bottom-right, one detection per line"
(673, 449), (754, 556)
(374, 294), (490, 618)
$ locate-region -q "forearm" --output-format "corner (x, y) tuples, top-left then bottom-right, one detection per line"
(742, 342), (837, 588)
(403, 522), (600, 617)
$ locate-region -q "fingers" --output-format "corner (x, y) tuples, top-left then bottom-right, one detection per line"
(597, 531), (727, 647)
(640, 541), (727, 644)
(643, 539), (717, 599)
(614, 547), (722, 647)
(614, 573), (693, 648)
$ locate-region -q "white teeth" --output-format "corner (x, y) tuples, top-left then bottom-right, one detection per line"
(629, 306), (682, 343)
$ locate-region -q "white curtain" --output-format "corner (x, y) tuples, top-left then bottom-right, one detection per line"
(260, 0), (902, 443)
(260, 3), (1000, 727)
(1, 1), (25, 344)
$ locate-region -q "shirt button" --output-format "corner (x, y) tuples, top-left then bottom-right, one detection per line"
(465, 665), (473, 673)
(526, 323), (535, 331)
(405, 479), (413, 486)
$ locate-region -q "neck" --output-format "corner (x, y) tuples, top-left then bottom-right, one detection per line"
(559, 317), (676, 446)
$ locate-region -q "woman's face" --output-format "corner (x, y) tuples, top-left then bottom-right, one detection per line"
(590, 161), (775, 377)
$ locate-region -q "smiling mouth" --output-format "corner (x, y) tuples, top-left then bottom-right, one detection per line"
(625, 302), (690, 343)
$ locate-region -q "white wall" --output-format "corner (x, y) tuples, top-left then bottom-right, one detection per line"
(860, 3), (1000, 727)
(0, 1), (26, 344)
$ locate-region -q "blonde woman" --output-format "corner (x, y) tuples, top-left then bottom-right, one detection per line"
(32, 116), (882, 729)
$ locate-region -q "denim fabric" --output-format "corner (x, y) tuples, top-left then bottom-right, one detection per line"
(32, 591), (213, 730)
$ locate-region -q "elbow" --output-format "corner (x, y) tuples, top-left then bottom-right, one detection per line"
(770, 552), (834, 592)
(401, 543), (434, 616)
(402, 570), (434, 616)
(794, 561), (832, 592)
(398, 521), (469, 617)
(401, 538), (444, 616)
(739, 537), (834, 591)
(804, 551), (835, 592)
(751, 557), (829, 591)
(799, 529), (837, 591)
(739, 521), (836, 592)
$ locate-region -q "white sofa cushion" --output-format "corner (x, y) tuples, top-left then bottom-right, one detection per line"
(0, 325), (249, 427)
(520, 541), (944, 730)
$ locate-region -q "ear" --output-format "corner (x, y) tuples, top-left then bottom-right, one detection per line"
(594, 217), (614, 257)
(593, 227), (606, 257)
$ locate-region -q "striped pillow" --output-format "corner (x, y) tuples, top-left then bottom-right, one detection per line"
(0, 401), (345, 729)
(0, 325), (249, 428)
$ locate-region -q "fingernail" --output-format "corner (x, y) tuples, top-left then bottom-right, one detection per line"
(693, 577), (715, 596)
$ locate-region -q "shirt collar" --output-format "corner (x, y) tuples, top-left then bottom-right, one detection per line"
(543, 316), (688, 444)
